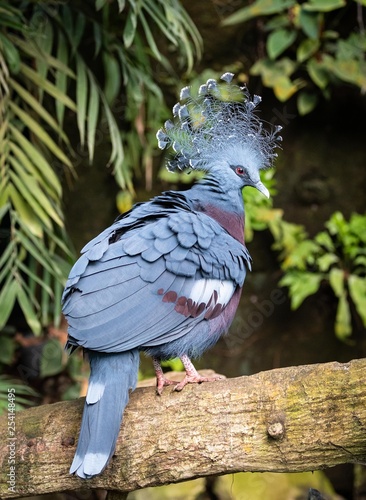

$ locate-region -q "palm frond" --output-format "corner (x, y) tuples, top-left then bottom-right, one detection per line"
(0, 0), (202, 337)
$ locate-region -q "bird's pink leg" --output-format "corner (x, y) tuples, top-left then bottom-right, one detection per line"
(173, 354), (225, 392)
(153, 357), (177, 396)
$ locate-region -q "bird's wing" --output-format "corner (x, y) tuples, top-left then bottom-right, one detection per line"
(62, 207), (251, 353)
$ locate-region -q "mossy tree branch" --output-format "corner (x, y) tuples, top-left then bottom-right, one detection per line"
(1, 359), (366, 499)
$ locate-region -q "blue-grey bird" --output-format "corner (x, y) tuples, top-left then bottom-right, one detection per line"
(62, 73), (282, 479)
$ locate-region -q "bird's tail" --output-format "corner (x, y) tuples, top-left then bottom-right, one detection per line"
(70, 349), (139, 479)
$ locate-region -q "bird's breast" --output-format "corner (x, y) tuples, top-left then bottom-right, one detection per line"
(199, 204), (245, 244)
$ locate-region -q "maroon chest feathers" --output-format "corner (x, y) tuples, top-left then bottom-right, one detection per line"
(201, 204), (245, 244)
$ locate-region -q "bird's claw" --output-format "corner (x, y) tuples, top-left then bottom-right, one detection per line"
(156, 376), (177, 396)
(153, 355), (225, 395)
(173, 373), (225, 392)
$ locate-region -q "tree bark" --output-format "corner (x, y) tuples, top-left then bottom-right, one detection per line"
(1, 359), (366, 499)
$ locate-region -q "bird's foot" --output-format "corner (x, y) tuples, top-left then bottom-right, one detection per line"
(173, 354), (225, 392)
(153, 357), (179, 396)
(156, 375), (177, 396)
(173, 372), (225, 392)
(152, 355), (225, 395)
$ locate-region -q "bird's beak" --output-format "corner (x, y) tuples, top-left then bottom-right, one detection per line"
(254, 180), (270, 198)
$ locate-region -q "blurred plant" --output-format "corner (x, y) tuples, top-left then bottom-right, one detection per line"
(242, 169), (284, 242)
(222, 0), (366, 114)
(0, 375), (39, 414)
(279, 211), (366, 341)
(0, 0), (202, 338)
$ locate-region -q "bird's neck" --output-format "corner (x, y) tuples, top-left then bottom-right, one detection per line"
(186, 177), (245, 244)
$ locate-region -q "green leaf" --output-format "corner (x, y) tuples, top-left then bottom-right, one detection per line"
(297, 38), (319, 62)
(86, 73), (100, 163)
(251, 57), (297, 79)
(0, 202), (10, 223)
(41, 268), (51, 327)
(9, 140), (58, 202)
(40, 339), (64, 377)
(14, 226), (62, 279)
(139, 10), (162, 61)
(0, 32), (20, 73)
(267, 29), (297, 60)
(55, 31), (68, 128)
(17, 260), (53, 297)
(76, 55), (88, 146)
(354, 255), (366, 268)
(299, 8), (322, 40)
(329, 267), (345, 297)
(103, 52), (121, 104)
(348, 275), (366, 327)
(11, 36), (75, 78)
(60, 4), (73, 42)
(9, 125), (64, 196)
(30, 14), (53, 102)
(143, 1), (182, 46)
(117, 0), (126, 12)
(317, 252), (339, 272)
(307, 57), (329, 88)
(282, 239), (319, 270)
(325, 211), (345, 236)
(20, 63), (76, 111)
(123, 9), (137, 47)
(335, 293), (352, 340)
(0, 375), (38, 413)
(8, 184), (44, 237)
(52, 280), (63, 327)
(349, 213), (366, 244)
(0, 279), (17, 329)
(302, 0), (346, 12)
(9, 162), (63, 228)
(95, 0), (106, 10)
(324, 58), (366, 89)
(250, 58), (299, 100)
(9, 78), (69, 143)
(222, 0), (296, 26)
(92, 20), (103, 57)
(297, 90), (318, 115)
(43, 225), (75, 260)
(72, 12), (86, 51)
(0, 239), (16, 275)
(100, 92), (125, 184)
(16, 282), (42, 335)
(280, 271), (323, 309)
(9, 101), (72, 167)
(273, 75), (300, 101)
(315, 230), (334, 252)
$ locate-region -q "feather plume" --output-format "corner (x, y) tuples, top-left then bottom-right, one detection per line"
(156, 73), (282, 173)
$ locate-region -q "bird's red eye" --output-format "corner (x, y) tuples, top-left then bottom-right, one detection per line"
(235, 166), (245, 175)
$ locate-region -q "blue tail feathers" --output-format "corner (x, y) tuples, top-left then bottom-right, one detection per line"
(70, 349), (139, 479)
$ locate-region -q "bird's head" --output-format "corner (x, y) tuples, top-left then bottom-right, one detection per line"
(156, 73), (282, 198)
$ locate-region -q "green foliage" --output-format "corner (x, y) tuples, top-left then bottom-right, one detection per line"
(242, 169), (284, 242)
(279, 212), (366, 340)
(0, 0), (201, 337)
(0, 375), (39, 415)
(223, 0), (366, 114)
(129, 470), (337, 499)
